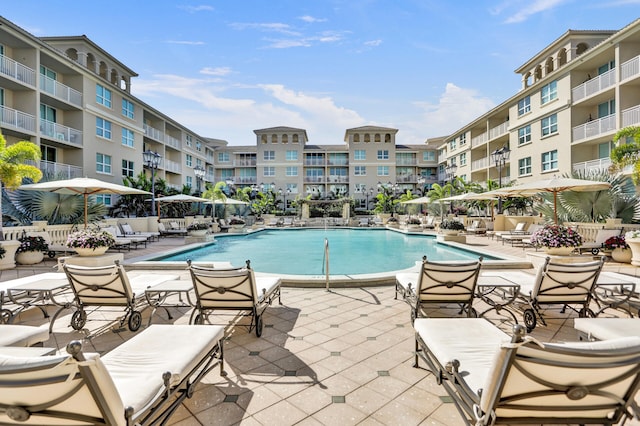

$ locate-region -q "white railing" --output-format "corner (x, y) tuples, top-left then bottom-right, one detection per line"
(40, 119), (83, 146)
(39, 160), (83, 179)
(0, 55), (36, 86)
(622, 104), (640, 127)
(143, 124), (165, 142)
(621, 55), (640, 82)
(572, 68), (616, 102)
(39, 74), (82, 108)
(471, 156), (489, 171)
(0, 105), (36, 133)
(572, 158), (633, 175)
(165, 134), (181, 149)
(572, 114), (616, 142)
(163, 159), (181, 174)
(489, 122), (508, 140)
(471, 132), (487, 148)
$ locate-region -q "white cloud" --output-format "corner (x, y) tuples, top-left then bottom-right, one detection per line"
(179, 5), (214, 13)
(166, 40), (205, 45)
(200, 67), (232, 76)
(230, 22), (301, 37)
(503, 0), (568, 23)
(364, 39), (382, 47)
(299, 15), (327, 23)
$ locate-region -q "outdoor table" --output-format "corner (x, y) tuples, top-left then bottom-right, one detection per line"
(591, 271), (638, 317)
(144, 280), (195, 326)
(476, 273), (521, 324)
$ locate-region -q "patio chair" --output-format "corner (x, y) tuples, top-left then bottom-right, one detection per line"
(421, 216), (435, 229)
(494, 221), (528, 242)
(26, 230), (71, 258)
(574, 317), (640, 341)
(358, 217), (370, 227)
(0, 324), (226, 426)
(100, 226), (132, 251)
(576, 228), (622, 255)
(187, 260), (282, 337)
(110, 225), (148, 249)
(395, 256), (482, 322)
(465, 219), (486, 234)
(0, 324), (49, 347)
(282, 217), (294, 226)
(119, 223), (159, 242)
(501, 223), (543, 247)
(157, 222), (187, 237)
(61, 260), (178, 332)
(413, 318), (640, 426)
(509, 256), (605, 332)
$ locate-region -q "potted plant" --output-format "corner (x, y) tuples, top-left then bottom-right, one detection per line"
(187, 222), (209, 237)
(624, 231), (640, 266)
(386, 216), (399, 228)
(406, 217), (422, 231)
(439, 219), (465, 235)
(15, 235), (48, 265)
(529, 224), (583, 255)
(604, 235), (631, 263)
(66, 230), (115, 257)
(228, 217), (246, 232)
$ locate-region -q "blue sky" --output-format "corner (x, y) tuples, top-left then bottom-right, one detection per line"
(3, 1), (639, 145)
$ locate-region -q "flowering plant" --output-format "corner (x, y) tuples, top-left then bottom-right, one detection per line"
(603, 235), (629, 250)
(229, 218), (246, 225)
(440, 219), (465, 231)
(529, 224), (583, 248)
(16, 236), (49, 253)
(66, 230), (115, 249)
(187, 222), (209, 231)
(0, 246), (5, 259)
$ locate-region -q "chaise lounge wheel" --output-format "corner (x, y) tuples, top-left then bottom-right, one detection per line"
(47, 251), (56, 259)
(255, 315), (264, 337)
(193, 314), (203, 325)
(0, 309), (12, 324)
(468, 307), (478, 318)
(578, 307), (595, 318)
(71, 310), (87, 330)
(128, 311), (142, 331)
(523, 309), (536, 332)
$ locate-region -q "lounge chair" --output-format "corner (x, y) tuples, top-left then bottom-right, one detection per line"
(576, 228), (622, 255)
(157, 222), (187, 237)
(110, 225), (148, 249)
(100, 226), (132, 251)
(0, 324), (49, 346)
(497, 256), (604, 332)
(282, 217), (293, 227)
(358, 217), (370, 227)
(575, 317), (640, 341)
(414, 318), (640, 426)
(61, 260), (178, 332)
(421, 216), (435, 230)
(395, 256), (482, 322)
(0, 324), (226, 426)
(119, 223), (159, 242)
(501, 223), (542, 247)
(187, 260), (282, 337)
(494, 221), (528, 242)
(465, 219), (486, 234)
(26, 230), (71, 258)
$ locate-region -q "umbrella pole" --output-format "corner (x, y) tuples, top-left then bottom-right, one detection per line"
(553, 192), (558, 224)
(84, 193), (88, 229)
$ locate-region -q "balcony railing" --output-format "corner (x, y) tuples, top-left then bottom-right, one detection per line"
(235, 159), (257, 166)
(0, 105), (36, 133)
(143, 124), (165, 143)
(38, 160), (83, 179)
(621, 54), (640, 82)
(572, 114), (616, 142)
(40, 119), (82, 147)
(396, 159), (417, 166)
(304, 176), (325, 183)
(0, 55), (36, 86)
(304, 159), (326, 166)
(327, 176), (348, 183)
(231, 176), (258, 184)
(39, 74), (82, 108)
(163, 159), (181, 174)
(622, 104), (640, 127)
(489, 122), (508, 140)
(471, 156), (490, 171)
(572, 158), (633, 175)
(471, 132), (487, 148)
(572, 68), (616, 102)
(165, 134), (181, 150)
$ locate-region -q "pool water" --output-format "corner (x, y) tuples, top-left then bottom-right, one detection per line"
(157, 229), (492, 276)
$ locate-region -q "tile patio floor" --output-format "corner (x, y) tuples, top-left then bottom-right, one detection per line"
(3, 230), (640, 425)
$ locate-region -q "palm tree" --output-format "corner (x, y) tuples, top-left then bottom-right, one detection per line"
(610, 126), (640, 184)
(202, 181), (228, 219)
(0, 133), (42, 240)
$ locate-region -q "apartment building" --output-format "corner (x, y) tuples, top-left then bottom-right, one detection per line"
(440, 19), (640, 188)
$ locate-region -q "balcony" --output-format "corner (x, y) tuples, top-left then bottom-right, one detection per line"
(471, 132), (487, 148)
(622, 104), (640, 128)
(235, 159), (257, 167)
(572, 158), (633, 175)
(328, 159), (349, 166)
(489, 122), (508, 140)
(165, 134), (181, 150)
(40, 119), (82, 147)
(471, 156), (490, 171)
(37, 160), (83, 179)
(304, 159), (326, 166)
(572, 114), (616, 142)
(621, 54), (640, 82)
(144, 124), (165, 143)
(304, 176), (325, 183)
(163, 159), (181, 174)
(0, 106), (36, 134)
(0, 55), (36, 87)
(40, 74), (82, 108)
(232, 176), (258, 185)
(572, 68), (616, 102)
(328, 176), (348, 183)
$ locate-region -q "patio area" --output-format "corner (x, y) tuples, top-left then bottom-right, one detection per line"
(3, 231), (640, 425)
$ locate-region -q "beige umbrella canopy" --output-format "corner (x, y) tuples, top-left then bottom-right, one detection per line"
(490, 177), (611, 224)
(439, 192), (498, 202)
(400, 196), (431, 205)
(153, 194), (209, 203)
(19, 177), (150, 228)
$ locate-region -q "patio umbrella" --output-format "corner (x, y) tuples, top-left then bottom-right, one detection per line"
(492, 177), (611, 224)
(19, 177), (150, 228)
(400, 196), (431, 204)
(153, 194), (209, 203)
(439, 192), (498, 202)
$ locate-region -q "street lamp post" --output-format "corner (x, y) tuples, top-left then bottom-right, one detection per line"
(193, 165), (205, 214)
(416, 175), (426, 195)
(279, 187), (291, 213)
(491, 145), (511, 214)
(143, 150), (162, 217)
(365, 187), (374, 211)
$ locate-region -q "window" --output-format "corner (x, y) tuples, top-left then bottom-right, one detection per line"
(121, 128), (134, 147)
(196, 140), (202, 152)
(96, 117), (112, 139)
(541, 81), (557, 105)
(286, 166), (298, 177)
(598, 100), (615, 118)
(459, 152), (467, 166)
(218, 152), (229, 162)
(122, 99), (134, 119)
(185, 154), (193, 167)
(459, 134), (466, 145)
(186, 176), (193, 188)
(95, 194), (112, 206)
(122, 160), (134, 177)
(354, 150), (366, 160)
(541, 114), (558, 136)
(96, 84), (112, 108)
(264, 150), (275, 161)
(354, 166), (366, 176)
(377, 150), (389, 160)
(264, 166), (275, 177)
(377, 165), (389, 176)
(541, 150), (558, 171)
(518, 157), (532, 176)
(449, 140), (457, 150)
(96, 153), (112, 174)
(185, 135), (192, 147)
(196, 158), (202, 168)
(517, 96), (531, 116)
(286, 150), (298, 161)
(518, 125), (531, 145)
(423, 151), (435, 161)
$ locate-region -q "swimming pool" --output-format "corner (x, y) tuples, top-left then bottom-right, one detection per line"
(156, 229), (494, 275)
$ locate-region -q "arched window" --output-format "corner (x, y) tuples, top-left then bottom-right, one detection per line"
(364, 134), (370, 143)
(86, 53), (96, 72)
(353, 134), (360, 142)
(385, 134), (391, 143)
(110, 69), (118, 85)
(534, 65), (542, 81)
(557, 48), (567, 67)
(374, 134), (381, 142)
(99, 62), (108, 79)
(576, 43), (588, 55)
(282, 134), (288, 144)
(261, 134), (268, 144)
(523, 71), (532, 88)
(65, 48), (78, 61)
(545, 57), (554, 74)
(293, 134), (299, 143)
(271, 134), (278, 144)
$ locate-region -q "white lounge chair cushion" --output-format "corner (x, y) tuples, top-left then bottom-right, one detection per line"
(414, 318), (509, 393)
(0, 325), (49, 347)
(102, 324), (224, 418)
(255, 276), (281, 302)
(574, 318), (640, 340)
(395, 272), (417, 293)
(128, 274), (179, 295)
